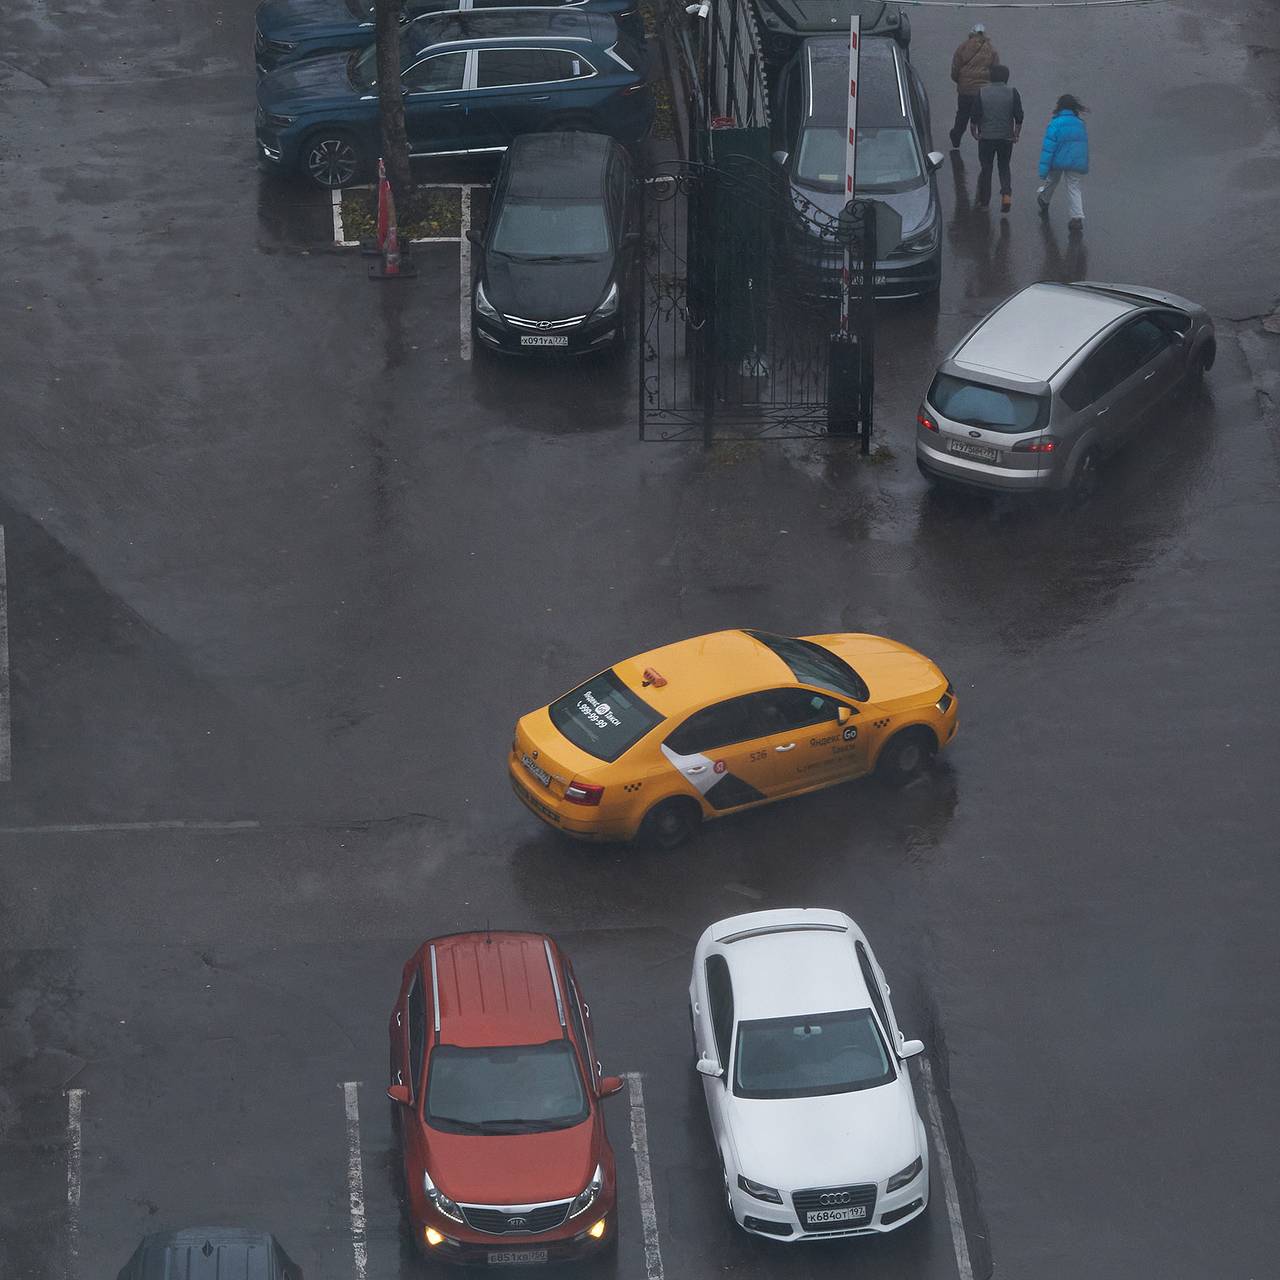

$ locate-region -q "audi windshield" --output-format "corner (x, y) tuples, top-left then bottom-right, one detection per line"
(734, 1009), (896, 1099)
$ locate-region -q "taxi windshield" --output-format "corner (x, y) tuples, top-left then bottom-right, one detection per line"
(549, 668), (661, 762)
(746, 632), (869, 703)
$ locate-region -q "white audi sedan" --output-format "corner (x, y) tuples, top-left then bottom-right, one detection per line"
(689, 908), (929, 1240)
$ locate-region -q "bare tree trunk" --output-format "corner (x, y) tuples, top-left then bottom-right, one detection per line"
(374, 0), (412, 199)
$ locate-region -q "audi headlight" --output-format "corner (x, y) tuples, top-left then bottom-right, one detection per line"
(423, 1170), (464, 1223)
(592, 281), (619, 320)
(737, 1174), (782, 1204)
(264, 112), (296, 129)
(886, 1155), (923, 1193)
(896, 222), (939, 256)
(474, 280), (499, 320)
(568, 1164), (603, 1218)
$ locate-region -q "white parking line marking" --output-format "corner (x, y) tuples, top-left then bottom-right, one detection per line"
(0, 819), (262, 835)
(459, 184), (472, 361)
(66, 1087), (85, 1279)
(342, 1082), (369, 1280)
(1, 526), (10, 781)
(918, 1056), (973, 1280)
(624, 1072), (663, 1280)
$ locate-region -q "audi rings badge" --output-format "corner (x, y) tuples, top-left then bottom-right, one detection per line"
(818, 1191), (853, 1206)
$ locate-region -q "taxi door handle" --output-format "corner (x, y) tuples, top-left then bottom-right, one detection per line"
(685, 764), (706, 774)
(1144, 370), (1157, 380)
(527, 94), (551, 101)
(1096, 406), (1109, 416)
(775, 743), (796, 752)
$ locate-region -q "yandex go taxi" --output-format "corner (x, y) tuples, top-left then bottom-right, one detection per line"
(510, 629), (957, 847)
(388, 931), (625, 1264)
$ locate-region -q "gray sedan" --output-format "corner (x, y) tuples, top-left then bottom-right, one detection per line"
(915, 282), (1216, 496)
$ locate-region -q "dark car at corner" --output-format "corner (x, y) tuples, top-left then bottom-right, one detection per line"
(254, 0), (645, 76)
(255, 10), (653, 187)
(472, 132), (640, 357)
(753, 0), (910, 66)
(771, 33), (942, 298)
(117, 1229), (302, 1280)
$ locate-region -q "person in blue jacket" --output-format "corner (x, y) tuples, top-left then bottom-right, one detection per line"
(1036, 95), (1089, 230)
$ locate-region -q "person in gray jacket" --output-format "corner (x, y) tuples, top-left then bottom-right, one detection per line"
(969, 64), (1024, 212)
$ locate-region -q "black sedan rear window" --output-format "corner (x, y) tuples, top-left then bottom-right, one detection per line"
(549, 669), (661, 762)
(928, 374), (1048, 433)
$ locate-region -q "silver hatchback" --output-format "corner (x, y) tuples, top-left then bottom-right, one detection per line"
(915, 282), (1216, 496)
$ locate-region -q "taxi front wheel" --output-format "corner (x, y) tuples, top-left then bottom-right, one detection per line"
(635, 798), (701, 850)
(875, 729), (937, 788)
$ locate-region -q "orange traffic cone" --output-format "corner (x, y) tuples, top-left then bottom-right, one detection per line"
(369, 180), (416, 280)
(361, 158), (392, 256)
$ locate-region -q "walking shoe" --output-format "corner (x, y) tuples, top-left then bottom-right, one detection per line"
(1001, 194), (1012, 213)
(1068, 217), (1084, 231)
(1037, 198), (1050, 218)
(975, 198), (989, 209)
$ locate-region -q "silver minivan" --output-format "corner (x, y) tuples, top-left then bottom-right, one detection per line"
(915, 282), (1216, 496)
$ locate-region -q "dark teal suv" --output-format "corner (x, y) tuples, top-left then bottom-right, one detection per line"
(254, 0), (645, 77)
(255, 10), (653, 186)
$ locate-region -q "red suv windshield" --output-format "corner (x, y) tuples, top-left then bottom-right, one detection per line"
(426, 1041), (589, 1134)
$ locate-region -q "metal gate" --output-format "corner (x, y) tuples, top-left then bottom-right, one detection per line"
(637, 150), (857, 443)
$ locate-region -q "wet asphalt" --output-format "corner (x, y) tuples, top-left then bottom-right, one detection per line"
(1, 0), (1279, 1278)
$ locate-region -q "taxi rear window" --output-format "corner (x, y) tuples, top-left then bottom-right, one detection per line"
(548, 669), (661, 762)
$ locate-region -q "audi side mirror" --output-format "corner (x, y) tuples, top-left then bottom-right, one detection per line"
(771, 149), (789, 167)
(899, 1038), (925, 1059)
(597, 1074), (625, 1098)
(695, 1056), (724, 1078)
(387, 1083), (412, 1105)
(926, 151), (945, 173)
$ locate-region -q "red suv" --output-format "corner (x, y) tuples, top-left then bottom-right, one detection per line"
(388, 931), (625, 1264)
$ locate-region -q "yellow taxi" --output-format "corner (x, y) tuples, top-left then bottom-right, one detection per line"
(510, 629), (957, 847)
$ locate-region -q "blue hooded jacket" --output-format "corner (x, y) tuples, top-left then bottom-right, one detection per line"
(1038, 109), (1089, 178)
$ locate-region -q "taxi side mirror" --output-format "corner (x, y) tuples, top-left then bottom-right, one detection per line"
(387, 1083), (412, 1106)
(837, 706), (853, 725)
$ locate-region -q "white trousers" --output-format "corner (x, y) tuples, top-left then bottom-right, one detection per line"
(1038, 170), (1085, 220)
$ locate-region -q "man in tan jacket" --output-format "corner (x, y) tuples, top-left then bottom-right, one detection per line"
(948, 23), (999, 149)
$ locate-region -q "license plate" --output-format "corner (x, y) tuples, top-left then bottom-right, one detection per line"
(947, 439), (999, 464)
(520, 754), (551, 788)
(488, 1249), (548, 1264)
(805, 1206), (867, 1225)
(519, 335), (569, 347)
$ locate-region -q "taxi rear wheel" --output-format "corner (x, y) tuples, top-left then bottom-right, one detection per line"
(875, 728), (936, 788)
(635, 797), (701, 850)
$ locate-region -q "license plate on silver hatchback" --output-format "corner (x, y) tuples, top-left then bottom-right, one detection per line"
(519, 335), (569, 347)
(487, 1248), (548, 1264)
(947, 438), (999, 464)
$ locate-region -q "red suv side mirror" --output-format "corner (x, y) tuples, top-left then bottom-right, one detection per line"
(387, 1083), (412, 1106)
(597, 1075), (625, 1098)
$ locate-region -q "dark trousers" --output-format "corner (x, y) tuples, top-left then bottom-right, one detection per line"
(949, 94), (979, 147)
(977, 139), (1013, 202)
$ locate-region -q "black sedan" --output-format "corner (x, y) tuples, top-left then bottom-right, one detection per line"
(470, 132), (640, 357)
(254, 0), (644, 76)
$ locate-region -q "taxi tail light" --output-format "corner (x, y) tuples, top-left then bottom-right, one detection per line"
(917, 412), (938, 432)
(565, 781), (605, 806)
(1012, 435), (1058, 453)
